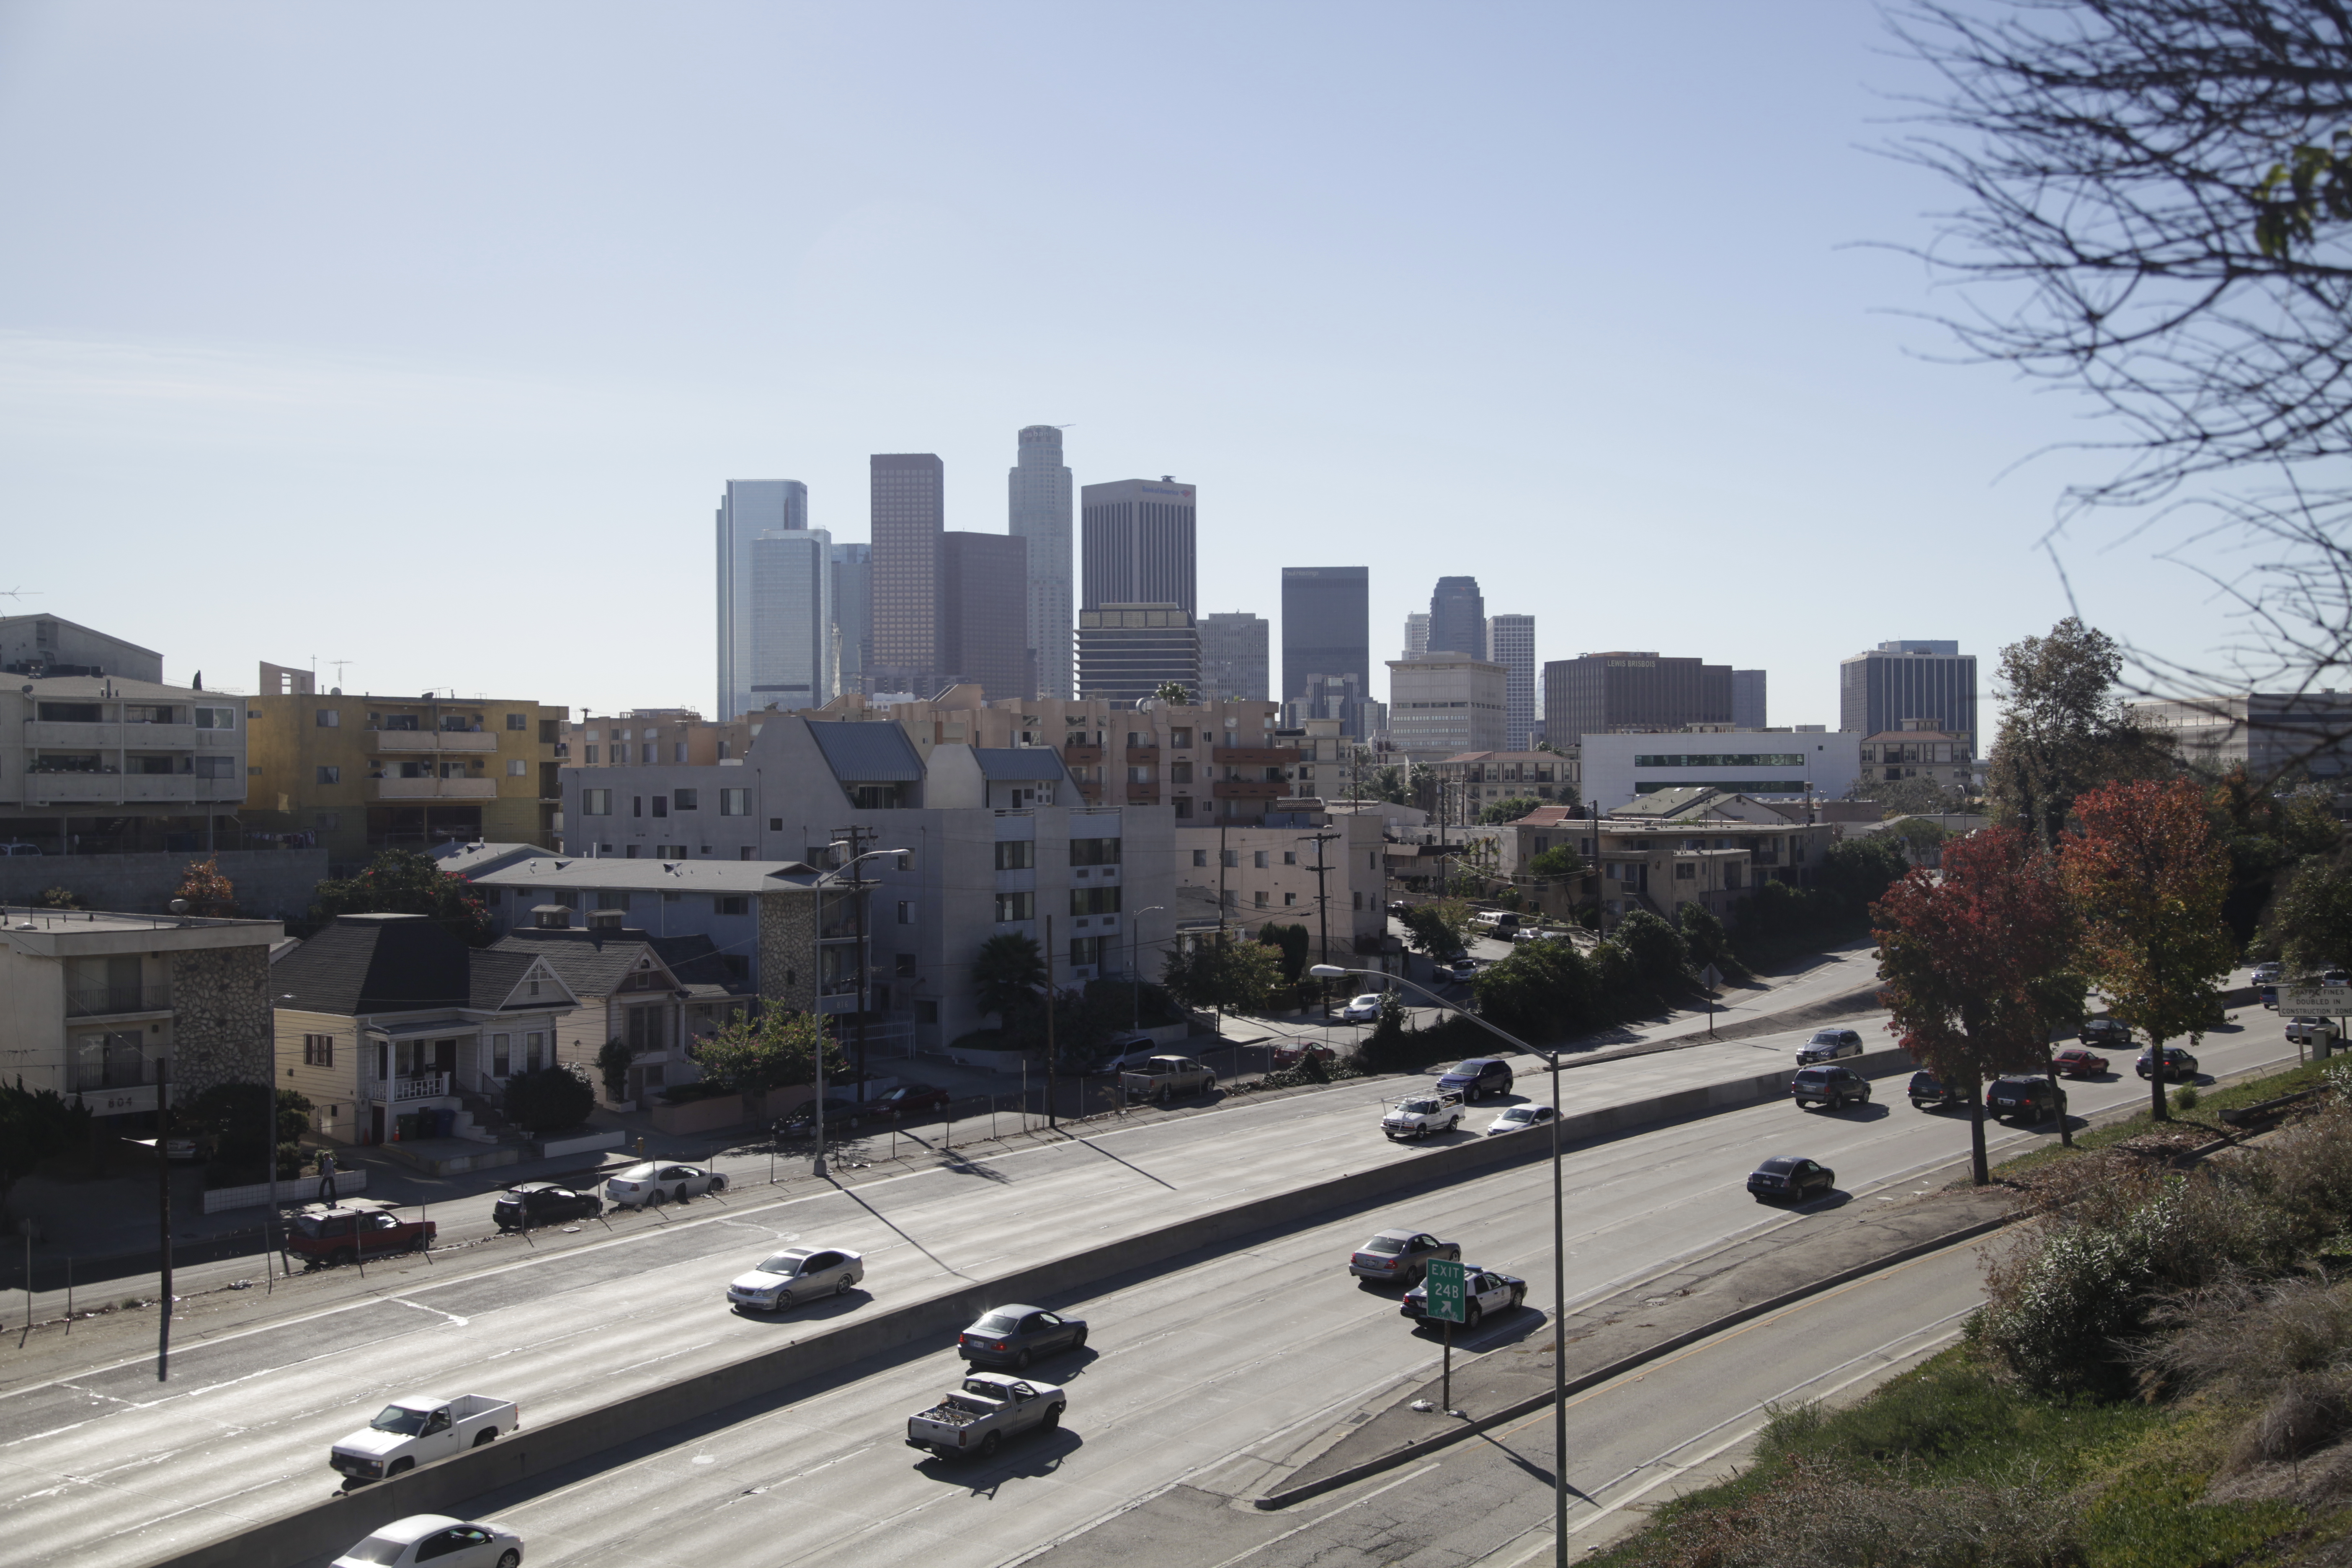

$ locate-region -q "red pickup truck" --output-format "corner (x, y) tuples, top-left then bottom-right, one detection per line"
(288, 1202), (436, 1266)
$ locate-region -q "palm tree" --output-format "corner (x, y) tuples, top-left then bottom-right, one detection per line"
(972, 931), (1047, 1026)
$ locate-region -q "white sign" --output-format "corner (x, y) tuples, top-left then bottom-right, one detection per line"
(2277, 987), (2352, 1016)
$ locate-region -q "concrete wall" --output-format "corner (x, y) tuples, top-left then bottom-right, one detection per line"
(0, 848), (327, 920)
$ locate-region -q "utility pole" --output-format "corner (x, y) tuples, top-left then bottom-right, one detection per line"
(1590, 797), (1607, 938)
(155, 1060), (172, 1382)
(1298, 830), (1340, 1017)
(1044, 913), (1057, 1132)
(833, 824), (875, 1104)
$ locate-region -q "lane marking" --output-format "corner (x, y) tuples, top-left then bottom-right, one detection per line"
(1201, 1462), (1442, 1568)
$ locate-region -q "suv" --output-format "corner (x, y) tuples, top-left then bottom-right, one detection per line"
(1382, 1091), (1464, 1140)
(1436, 1057), (1514, 1102)
(2137, 1045), (2200, 1082)
(2080, 1018), (2133, 1048)
(1795, 1028), (1863, 1065)
(1120, 1055), (1217, 1102)
(1986, 1075), (2066, 1123)
(1790, 1064), (1871, 1111)
(1907, 1069), (1965, 1110)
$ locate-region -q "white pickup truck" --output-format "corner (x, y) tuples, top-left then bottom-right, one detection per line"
(329, 1393), (518, 1482)
(1382, 1089), (1464, 1140)
(904, 1373), (1067, 1460)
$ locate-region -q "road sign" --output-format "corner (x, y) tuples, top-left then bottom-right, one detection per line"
(2279, 987), (2352, 1015)
(1424, 1258), (1467, 1324)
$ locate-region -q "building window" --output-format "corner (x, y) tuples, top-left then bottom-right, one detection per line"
(673, 789), (699, 811)
(994, 840), (1035, 870)
(1192, 849), (1209, 867)
(196, 755), (235, 779)
(719, 788), (748, 816)
(315, 812), (339, 829)
(596, 892), (629, 911)
(1676, 862), (1696, 879)
(1253, 890), (1269, 908)
(632, 797), (644, 817)
(995, 891), (1035, 922)
(584, 745), (600, 764)
(673, 742), (687, 763)
(1070, 886), (1121, 916)
(1353, 892), (1364, 910)
(193, 706), (235, 730)
(769, 817), (784, 831)
(316, 709), (340, 727)
(1282, 851), (1297, 865)
(526, 1032), (546, 1072)
(714, 895), (749, 916)
(1070, 836), (1122, 866)
(1070, 936), (1107, 967)
(302, 1033), (334, 1066)
(1253, 851), (1268, 869)
(490, 1034), (510, 1076)
(1220, 849), (1238, 868)
(897, 900), (914, 924)
(316, 765), (340, 785)
(582, 789), (611, 815)
(507, 759), (527, 776)
(652, 795), (668, 818)
(504, 713), (527, 730)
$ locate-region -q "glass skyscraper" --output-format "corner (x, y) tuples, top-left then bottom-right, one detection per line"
(871, 454), (945, 695)
(1488, 613), (1537, 751)
(1428, 576), (1488, 660)
(1281, 566), (1370, 738)
(717, 479), (834, 721)
(1081, 477), (1197, 614)
(1008, 426), (1074, 700)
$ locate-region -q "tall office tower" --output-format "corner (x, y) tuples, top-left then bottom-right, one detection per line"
(1732, 668), (1768, 730)
(1488, 613), (1537, 751)
(1840, 640), (1978, 753)
(939, 532), (1032, 700)
(830, 542), (873, 698)
(1077, 604), (1200, 706)
(1427, 576), (1488, 659)
(871, 453), (945, 695)
(715, 479), (810, 721)
(1081, 477), (1196, 613)
(1008, 425), (1074, 699)
(1281, 566), (1370, 736)
(1403, 612), (1429, 659)
(1199, 611), (1270, 701)
(1542, 652), (1734, 742)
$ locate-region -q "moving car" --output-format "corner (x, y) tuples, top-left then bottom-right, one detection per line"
(1119, 1055), (1217, 1102)
(289, 1203), (437, 1266)
(490, 1184), (601, 1231)
(905, 1374), (1066, 1460)
(2252, 961), (2284, 984)
(2050, 1046), (2108, 1078)
(957, 1303), (1087, 1369)
(1442, 956), (1479, 983)
(1436, 1056), (1514, 1102)
(329, 1394), (517, 1482)
(2136, 1045), (2200, 1082)
(2081, 1018), (2133, 1048)
(1268, 1037), (1338, 1069)
(2287, 1016), (2339, 1045)
(1747, 1156), (1835, 1203)
(1790, 1064), (1870, 1111)
(1348, 1228), (1460, 1285)
(773, 1094), (869, 1132)
(1341, 993), (1385, 1023)
(1400, 1267), (1528, 1328)
(330, 1515), (523, 1568)
(1986, 1074), (2066, 1123)
(1382, 1092), (1464, 1139)
(1486, 1104), (1558, 1136)
(602, 1161), (727, 1210)
(726, 1246), (865, 1313)
(1795, 1028), (1863, 1065)
(1906, 1070), (1965, 1110)
(1473, 910), (1521, 934)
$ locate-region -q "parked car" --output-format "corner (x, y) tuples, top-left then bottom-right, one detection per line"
(1387, 900), (1413, 917)
(1907, 1070), (1965, 1110)
(490, 1183), (601, 1231)
(1087, 1033), (1163, 1073)
(1436, 1056), (1514, 1102)
(330, 1515), (523, 1568)
(0, 842), (42, 857)
(1790, 1064), (1871, 1112)
(1795, 1028), (1863, 1065)
(905, 1373), (1066, 1460)
(1347, 1228), (1460, 1285)
(859, 1083), (952, 1120)
(2050, 1046), (2108, 1078)
(1341, 993), (1385, 1023)
(1401, 1267), (1529, 1328)
(1986, 1075), (2066, 1123)
(1269, 1037), (1338, 1068)
(2137, 1045), (2201, 1082)
(2080, 1018), (2133, 1048)
(726, 1246), (865, 1313)
(289, 1203), (437, 1266)
(329, 1394), (516, 1482)
(1486, 1104), (1558, 1136)
(774, 1094), (870, 1132)
(1382, 1092), (1464, 1140)
(1747, 1156), (1835, 1203)
(1119, 1055), (1217, 1102)
(1442, 955), (1479, 983)
(603, 1161), (726, 1210)
(1473, 910), (1521, 934)
(2287, 1016), (2339, 1045)
(956, 1303), (1088, 1369)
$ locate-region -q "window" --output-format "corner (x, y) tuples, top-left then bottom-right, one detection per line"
(1069, 836), (1122, 866)
(673, 742), (687, 763)
(719, 788), (748, 816)
(193, 706), (235, 730)
(995, 891), (1035, 922)
(195, 755), (235, 779)
(581, 789), (611, 815)
(1254, 890), (1269, 908)
(1253, 851), (1267, 869)
(994, 840), (1035, 870)
(596, 891), (629, 910)
(632, 797), (644, 818)
(316, 765), (340, 785)
(525, 1032), (546, 1072)
(1070, 887), (1121, 916)
(1220, 849), (1238, 867)
(1070, 936), (1107, 967)
(507, 713), (528, 731)
(1284, 892), (1298, 905)
(769, 817), (784, 831)
(490, 1034), (510, 1077)
(714, 895), (749, 916)
(584, 745), (600, 764)
(507, 759), (527, 776)
(1192, 848), (1208, 867)
(625, 1005), (663, 1052)
(1127, 766), (1151, 784)
(302, 1033), (334, 1066)
(315, 812), (340, 829)
(1353, 892), (1364, 910)
(897, 900), (914, 924)
(652, 795), (668, 818)
(1171, 728), (1193, 748)
(1282, 851), (1297, 865)
(896, 953), (917, 977)
(315, 709), (340, 727)
(739, 847), (753, 860)
(673, 789), (698, 811)
(641, 744), (659, 765)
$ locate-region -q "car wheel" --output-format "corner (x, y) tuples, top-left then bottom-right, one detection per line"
(473, 1428), (498, 1447)
(834, 1273), (853, 1296)
(1155, 1086), (1172, 1105)
(1071, 1326), (1088, 1350)
(711, 1174), (729, 1192)
(649, 1188), (667, 1207)
(979, 1431), (1004, 1459)
(1465, 1301), (1484, 1328)
(1202, 1077), (1217, 1094)
(333, 1247), (356, 1267)
(1042, 1403), (1063, 1431)
(497, 1553), (521, 1568)
(388, 1458), (414, 1476)
(1013, 1348), (1033, 1371)
(674, 1186), (692, 1204)
(776, 1288), (794, 1308)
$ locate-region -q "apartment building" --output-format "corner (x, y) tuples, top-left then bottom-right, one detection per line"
(1425, 750), (1581, 814)
(1174, 810), (1387, 949)
(573, 709), (745, 768)
(1469, 798), (1835, 926)
(1, 673), (249, 856)
(2129, 691), (2352, 782)
(1858, 720), (1975, 794)
(0, 614), (164, 682)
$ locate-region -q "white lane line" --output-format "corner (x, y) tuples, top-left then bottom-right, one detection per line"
(1199, 1462), (1442, 1568)
(387, 1297), (470, 1328)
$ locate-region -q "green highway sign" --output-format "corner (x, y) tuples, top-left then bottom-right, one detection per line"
(1424, 1259), (1467, 1324)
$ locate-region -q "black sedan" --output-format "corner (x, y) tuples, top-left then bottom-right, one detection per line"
(957, 1303), (1088, 1370)
(2137, 1045), (2200, 1082)
(772, 1094), (870, 1134)
(491, 1182), (603, 1230)
(1747, 1156), (1835, 1203)
(2081, 1018), (2133, 1048)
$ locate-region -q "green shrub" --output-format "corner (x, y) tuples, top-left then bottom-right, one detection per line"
(503, 1064), (597, 1134)
(2172, 1083), (2199, 1112)
(1612, 909), (1690, 991)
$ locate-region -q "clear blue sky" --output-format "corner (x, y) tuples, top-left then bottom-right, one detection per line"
(0, 2), (2221, 724)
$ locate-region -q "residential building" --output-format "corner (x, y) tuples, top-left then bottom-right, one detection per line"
(1427, 577), (1487, 659)
(244, 678), (567, 868)
(1839, 641), (1978, 756)
(1199, 612), (1270, 702)
(1281, 567), (1369, 732)
(1543, 652), (1733, 741)
(1466, 797), (1835, 926)
(939, 530), (1031, 700)
(573, 710), (742, 768)
(1386, 655), (1507, 761)
(1, 671), (249, 856)
(1426, 750), (1581, 817)
(2, 903), (280, 1125)
(1402, 612), (1429, 660)
(1732, 669), (1768, 730)
(0, 614), (164, 683)
(470, 858), (822, 999)
(1576, 727), (1861, 811)
(1081, 477), (1196, 614)
(1174, 811), (1386, 949)
(1008, 426), (1075, 701)
(831, 542), (873, 699)
(1488, 613), (1536, 751)
(486, 924), (753, 1106)
(871, 453), (946, 695)
(714, 479), (820, 722)
(1078, 604), (1201, 708)
(2128, 691), (2352, 782)
(1858, 720), (1976, 795)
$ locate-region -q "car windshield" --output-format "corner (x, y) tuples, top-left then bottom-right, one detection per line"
(1759, 1158), (1797, 1174)
(369, 1404), (431, 1435)
(972, 1311), (1022, 1334)
(1398, 1099), (1441, 1114)
(1362, 1235), (1408, 1254)
(291, 1215), (327, 1238)
(342, 1538), (410, 1566)
(756, 1252), (809, 1275)
(1499, 1108), (1535, 1122)
(616, 1162), (657, 1181)
(1352, 995), (1379, 1006)
(1808, 1031), (1842, 1044)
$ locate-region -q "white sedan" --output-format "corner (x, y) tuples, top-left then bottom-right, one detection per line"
(1341, 993), (1384, 1023)
(1485, 1104), (1558, 1136)
(603, 1161), (728, 1210)
(334, 1514), (522, 1568)
(727, 1245), (866, 1312)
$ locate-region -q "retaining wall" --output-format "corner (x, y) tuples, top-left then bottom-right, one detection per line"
(200, 1169), (366, 1215)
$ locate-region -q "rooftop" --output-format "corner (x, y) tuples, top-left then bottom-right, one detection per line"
(472, 859), (819, 892)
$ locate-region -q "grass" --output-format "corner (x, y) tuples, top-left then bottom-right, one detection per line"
(1985, 1046), (2336, 1184)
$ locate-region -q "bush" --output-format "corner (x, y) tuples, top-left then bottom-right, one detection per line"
(1473, 940), (1604, 1041)
(1612, 909), (1690, 992)
(2173, 1084), (2200, 1112)
(187, 1082), (311, 1186)
(596, 1039), (632, 1102)
(0, 1077), (92, 1185)
(503, 1064), (597, 1134)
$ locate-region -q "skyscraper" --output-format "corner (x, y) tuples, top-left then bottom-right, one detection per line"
(1403, 613), (1429, 659)
(1427, 576), (1488, 660)
(871, 453), (944, 695)
(716, 479), (814, 721)
(1488, 613), (1537, 751)
(1081, 477), (1196, 613)
(1281, 567), (1370, 735)
(1732, 668), (1768, 730)
(1542, 652), (1733, 741)
(939, 531), (1031, 700)
(831, 542), (872, 698)
(1199, 611), (1270, 701)
(1008, 426), (1074, 700)
(1840, 641), (1978, 753)
(1077, 605), (1201, 706)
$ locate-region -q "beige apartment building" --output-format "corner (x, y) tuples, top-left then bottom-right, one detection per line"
(1174, 810), (1387, 951)
(1426, 750), (1581, 816)
(1858, 721), (1975, 795)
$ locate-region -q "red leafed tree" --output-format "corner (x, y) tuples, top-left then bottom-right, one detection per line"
(1873, 825), (2079, 1185)
(2059, 778), (2236, 1124)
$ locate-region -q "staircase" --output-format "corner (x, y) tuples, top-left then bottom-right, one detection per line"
(454, 1084), (521, 1145)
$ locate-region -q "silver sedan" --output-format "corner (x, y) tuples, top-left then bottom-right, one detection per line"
(727, 1246), (865, 1312)
(603, 1161), (728, 1210)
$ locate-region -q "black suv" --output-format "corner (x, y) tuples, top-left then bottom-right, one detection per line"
(1986, 1075), (2066, 1124)
(1790, 1064), (1871, 1111)
(1437, 1057), (1514, 1102)
(2080, 1018), (2133, 1048)
(1907, 1070), (1965, 1110)
(2137, 1045), (2200, 1083)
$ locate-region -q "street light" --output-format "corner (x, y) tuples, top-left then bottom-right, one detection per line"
(808, 845), (908, 1178)
(1310, 962), (1569, 1565)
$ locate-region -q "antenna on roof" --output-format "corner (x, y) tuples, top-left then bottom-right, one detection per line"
(0, 588), (41, 601)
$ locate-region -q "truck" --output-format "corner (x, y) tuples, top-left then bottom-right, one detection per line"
(287, 1200), (436, 1267)
(1119, 1055), (1217, 1103)
(1382, 1090), (1464, 1140)
(328, 1393), (518, 1482)
(904, 1373), (1067, 1460)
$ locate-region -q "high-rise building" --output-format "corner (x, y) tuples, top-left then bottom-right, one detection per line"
(716, 479), (815, 722)
(1488, 613), (1537, 752)
(1078, 604), (1200, 707)
(1542, 652), (1733, 741)
(1081, 477), (1196, 613)
(830, 542), (872, 699)
(1839, 640), (1978, 754)
(1403, 613), (1429, 660)
(1281, 566), (1369, 735)
(1427, 576), (1488, 660)
(1287, 672), (1382, 743)
(1008, 426), (1074, 700)
(1386, 654), (1507, 761)
(871, 453), (945, 695)
(1732, 668), (1768, 730)
(939, 532), (1032, 701)
(1199, 611), (1270, 701)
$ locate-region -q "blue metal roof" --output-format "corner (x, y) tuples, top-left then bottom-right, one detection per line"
(972, 747), (1070, 782)
(807, 720), (925, 782)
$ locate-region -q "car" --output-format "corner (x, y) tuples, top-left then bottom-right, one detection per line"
(1269, 1037), (1339, 1068)
(2260, 983), (2279, 1010)
(1747, 1156), (1835, 1203)
(1387, 900), (1413, 917)
(1436, 1056), (1514, 1102)
(773, 1094), (868, 1132)
(1795, 1028), (1863, 1065)
(906, 1373), (1068, 1460)
(1347, 1228), (1460, 1285)
(1790, 1064), (1870, 1111)
(1442, 957), (1479, 984)
(2253, 961), (2285, 984)
(1088, 1033), (1163, 1073)
(1382, 1092), (1464, 1139)
(1119, 1055), (1217, 1102)
(1907, 1069), (1965, 1110)
(956, 1303), (1088, 1369)
(1986, 1074), (2066, 1123)
(289, 1204), (437, 1266)
(1341, 993), (1385, 1023)
(2080, 1018), (2133, 1048)
(727, 1246), (865, 1312)
(491, 1183), (602, 1231)
(2287, 1016), (2339, 1045)
(329, 1395), (517, 1482)
(331, 1514), (523, 1568)
(859, 1083), (952, 1119)
(1472, 910), (1521, 934)
(2050, 1046), (2108, 1078)
(1401, 1267), (1529, 1328)
(1486, 1103), (1558, 1136)
(0, 842), (42, 857)
(2136, 1045), (2200, 1082)
(602, 1161), (727, 1209)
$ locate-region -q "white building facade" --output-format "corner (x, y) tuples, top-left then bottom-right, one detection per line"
(1385, 655), (1507, 762)
(1577, 729), (1862, 812)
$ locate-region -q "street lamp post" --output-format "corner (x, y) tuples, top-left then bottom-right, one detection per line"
(808, 845), (908, 1179)
(1310, 962), (1568, 1566)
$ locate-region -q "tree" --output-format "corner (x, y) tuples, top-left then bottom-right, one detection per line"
(175, 857), (236, 917)
(596, 1038), (633, 1103)
(2263, 859), (2352, 973)
(694, 1006), (844, 1098)
(501, 1063), (598, 1135)
(1857, 773), (1965, 819)
(2059, 777), (2239, 1122)
(1160, 936), (1287, 1015)
(1678, 902), (1727, 971)
(0, 1077), (92, 1187)
(1987, 619), (2171, 846)
(1526, 844), (1585, 882)
(32, 885), (85, 910)
(1874, 825), (2080, 1183)
(1610, 909), (1691, 993)
(1478, 796), (1543, 825)
(971, 931), (1047, 1026)
(1397, 898), (1475, 957)
(1153, 682), (1191, 704)
(1816, 836), (1915, 916)
(1473, 939), (1604, 1040)
(184, 1082), (311, 1181)
(1368, 766), (1411, 806)
(310, 849), (492, 944)
(1255, 921), (1310, 985)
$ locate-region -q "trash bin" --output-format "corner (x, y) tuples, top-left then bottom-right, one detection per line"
(396, 1112), (420, 1142)
(437, 1107), (457, 1138)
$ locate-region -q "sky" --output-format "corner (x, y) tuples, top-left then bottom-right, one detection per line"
(0, 1), (2237, 728)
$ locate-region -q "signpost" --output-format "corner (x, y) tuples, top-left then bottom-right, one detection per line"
(1425, 1258), (1467, 1415)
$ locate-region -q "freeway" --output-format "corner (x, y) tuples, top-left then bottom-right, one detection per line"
(1, 983), (2295, 1568)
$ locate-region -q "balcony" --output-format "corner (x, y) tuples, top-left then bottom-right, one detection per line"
(1061, 744), (1103, 765)
(1124, 746), (1160, 764)
(66, 984), (173, 1019)
(372, 730), (499, 754)
(22, 772), (242, 805)
(1212, 779), (1285, 800)
(371, 776), (499, 800)
(1212, 746), (1287, 765)
(387, 1072), (449, 1103)
(28, 720), (203, 749)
